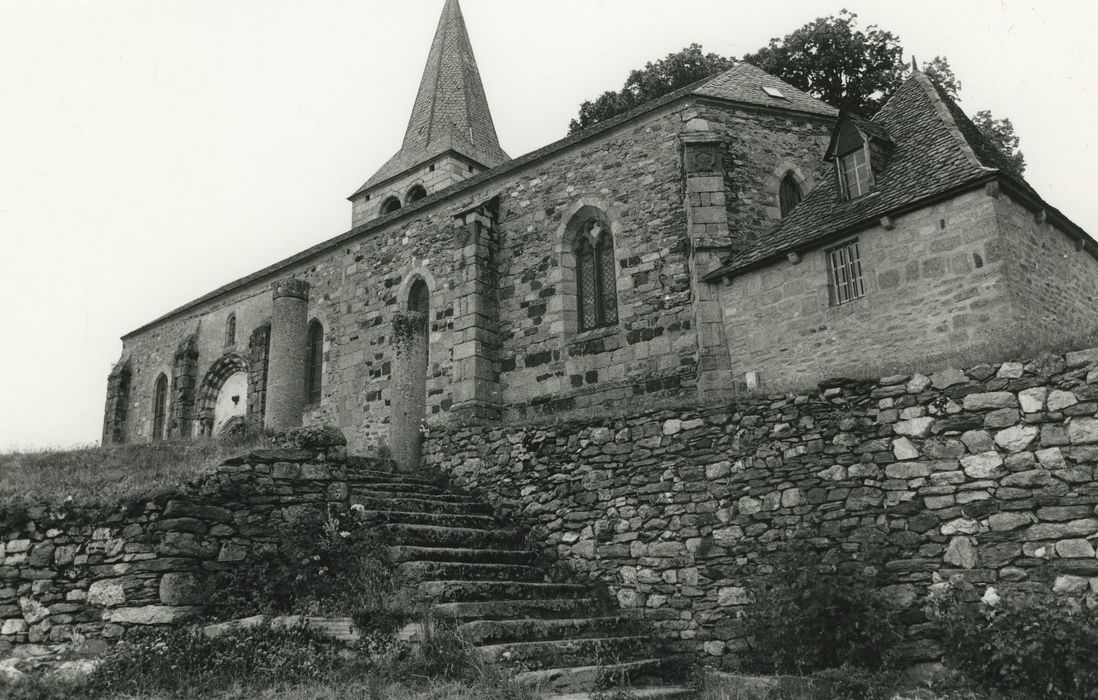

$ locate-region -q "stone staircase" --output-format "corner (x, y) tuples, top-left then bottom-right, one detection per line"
(349, 467), (695, 699)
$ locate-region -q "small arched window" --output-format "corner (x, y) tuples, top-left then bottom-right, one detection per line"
(405, 185), (427, 204)
(152, 374), (169, 441)
(779, 174), (803, 217)
(225, 313), (236, 346)
(575, 220), (618, 331)
(305, 321), (324, 404)
(408, 278), (430, 317)
(380, 196), (402, 215)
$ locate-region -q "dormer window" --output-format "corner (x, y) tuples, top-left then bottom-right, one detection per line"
(839, 147), (872, 199)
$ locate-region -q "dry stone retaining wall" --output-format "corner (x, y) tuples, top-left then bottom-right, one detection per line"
(425, 347), (1098, 661)
(0, 443), (386, 662)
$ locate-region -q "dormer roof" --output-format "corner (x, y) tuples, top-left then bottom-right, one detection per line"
(707, 70), (1094, 279)
(351, 0), (509, 197)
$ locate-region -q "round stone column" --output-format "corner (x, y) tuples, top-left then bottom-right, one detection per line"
(265, 278), (310, 431)
(390, 311), (429, 472)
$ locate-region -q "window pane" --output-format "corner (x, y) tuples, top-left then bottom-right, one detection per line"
(577, 240), (597, 331)
(827, 240), (866, 306)
(596, 233), (618, 326)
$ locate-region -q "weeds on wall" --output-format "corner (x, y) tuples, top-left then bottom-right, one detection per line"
(743, 543), (902, 675)
(204, 505), (405, 626)
(927, 577), (1098, 700)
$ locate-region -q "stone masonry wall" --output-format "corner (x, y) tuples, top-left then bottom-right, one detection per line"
(719, 188), (1016, 388)
(425, 347), (1098, 662)
(0, 445), (387, 661)
(996, 194), (1098, 340)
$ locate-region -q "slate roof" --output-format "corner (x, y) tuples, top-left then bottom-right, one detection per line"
(352, 0), (509, 196)
(708, 70), (1090, 278)
(695, 62), (838, 118)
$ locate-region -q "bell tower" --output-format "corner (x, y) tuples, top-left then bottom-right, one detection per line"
(349, 0), (509, 226)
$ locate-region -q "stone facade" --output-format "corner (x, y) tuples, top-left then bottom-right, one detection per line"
(426, 348), (1098, 660)
(0, 442), (388, 659)
(719, 189), (1013, 387)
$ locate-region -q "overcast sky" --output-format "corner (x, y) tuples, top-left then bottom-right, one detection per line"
(2, 0), (1096, 451)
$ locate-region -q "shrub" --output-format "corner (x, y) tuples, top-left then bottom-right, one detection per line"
(204, 505), (401, 624)
(927, 578), (1098, 700)
(744, 545), (902, 674)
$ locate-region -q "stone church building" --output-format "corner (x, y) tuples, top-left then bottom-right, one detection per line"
(104, 0), (1098, 466)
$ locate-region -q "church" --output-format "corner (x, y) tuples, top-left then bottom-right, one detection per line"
(103, 0), (1098, 467)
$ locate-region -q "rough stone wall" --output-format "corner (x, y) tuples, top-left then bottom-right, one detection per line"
(995, 194), (1098, 339)
(425, 347), (1098, 661)
(719, 189), (1013, 388)
(0, 447), (387, 660)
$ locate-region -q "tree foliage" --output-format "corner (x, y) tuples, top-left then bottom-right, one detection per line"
(567, 44), (732, 134)
(742, 10), (904, 114)
(566, 14), (1024, 174)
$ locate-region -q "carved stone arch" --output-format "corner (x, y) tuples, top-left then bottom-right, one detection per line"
(194, 353), (248, 436)
(551, 198), (625, 335)
(405, 182), (428, 205)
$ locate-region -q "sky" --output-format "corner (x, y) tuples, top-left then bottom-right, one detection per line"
(1, 0), (1096, 451)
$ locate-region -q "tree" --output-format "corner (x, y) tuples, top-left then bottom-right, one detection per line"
(742, 10), (904, 114)
(921, 55), (960, 102)
(972, 111), (1026, 175)
(568, 44), (733, 133)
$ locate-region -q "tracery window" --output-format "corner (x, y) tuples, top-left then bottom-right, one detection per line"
(779, 174), (803, 217)
(152, 373), (169, 441)
(574, 220), (618, 331)
(305, 321), (324, 404)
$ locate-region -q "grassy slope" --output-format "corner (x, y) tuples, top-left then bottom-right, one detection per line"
(0, 436), (267, 510)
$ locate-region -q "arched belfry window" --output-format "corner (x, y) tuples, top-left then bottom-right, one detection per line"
(779, 173), (803, 217)
(305, 321), (324, 405)
(380, 196), (401, 215)
(408, 278), (430, 317)
(405, 185), (427, 205)
(225, 313), (236, 346)
(575, 220), (618, 331)
(152, 373), (169, 441)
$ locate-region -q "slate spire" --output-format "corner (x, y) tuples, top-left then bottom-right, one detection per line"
(354, 0), (508, 194)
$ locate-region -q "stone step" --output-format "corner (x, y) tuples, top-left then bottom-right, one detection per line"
(541, 688), (696, 700)
(478, 635), (652, 670)
(356, 510), (496, 529)
(353, 489), (481, 504)
(418, 580), (589, 603)
(352, 496), (490, 516)
(430, 598), (604, 621)
(514, 657), (680, 695)
(379, 523), (524, 549)
(355, 481), (451, 495)
(396, 560), (545, 584)
(389, 545), (539, 566)
(458, 615), (644, 645)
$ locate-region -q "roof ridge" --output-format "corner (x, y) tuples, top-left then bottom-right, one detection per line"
(895, 71), (988, 172)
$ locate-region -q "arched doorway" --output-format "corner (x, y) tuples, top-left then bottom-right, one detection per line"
(194, 354), (249, 437)
(390, 277), (430, 471)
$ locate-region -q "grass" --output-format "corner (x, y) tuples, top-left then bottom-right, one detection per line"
(0, 433), (269, 510)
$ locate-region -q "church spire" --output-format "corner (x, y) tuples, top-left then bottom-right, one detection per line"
(353, 0), (508, 196)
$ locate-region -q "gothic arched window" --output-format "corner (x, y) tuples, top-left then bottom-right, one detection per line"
(779, 173), (803, 217)
(405, 185), (427, 204)
(305, 320), (324, 404)
(152, 373), (169, 442)
(575, 220), (618, 331)
(380, 196), (401, 215)
(225, 313), (236, 346)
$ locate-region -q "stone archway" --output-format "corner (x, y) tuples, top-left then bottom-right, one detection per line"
(194, 353), (249, 437)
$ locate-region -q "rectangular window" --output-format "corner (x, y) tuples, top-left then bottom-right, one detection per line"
(839, 148), (871, 199)
(827, 239), (866, 306)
